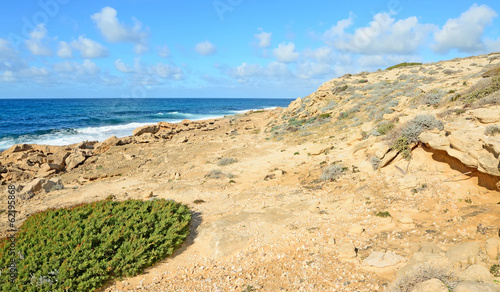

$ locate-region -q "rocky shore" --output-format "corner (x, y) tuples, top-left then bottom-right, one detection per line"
(1, 53), (500, 291)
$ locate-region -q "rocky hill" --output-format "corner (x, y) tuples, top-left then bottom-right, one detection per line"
(1, 53), (500, 291)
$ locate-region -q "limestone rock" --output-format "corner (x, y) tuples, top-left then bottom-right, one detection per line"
(19, 178), (64, 200)
(469, 108), (500, 124)
(419, 132), (450, 150)
(93, 136), (120, 155)
(477, 151), (500, 176)
(486, 238), (500, 260)
(397, 253), (451, 278)
(453, 281), (500, 292)
(349, 224), (364, 234)
(363, 251), (405, 268)
(445, 242), (481, 265)
(132, 125), (159, 136)
(410, 278), (448, 292)
(338, 243), (357, 260)
(1, 144), (32, 156)
(135, 133), (156, 143)
(379, 150), (399, 168)
(459, 264), (495, 282)
(400, 217), (414, 224)
(119, 136), (134, 145)
(66, 151), (89, 170)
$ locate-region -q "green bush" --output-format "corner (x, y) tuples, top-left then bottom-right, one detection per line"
(0, 199), (191, 292)
(386, 62), (422, 70)
(376, 122), (395, 135)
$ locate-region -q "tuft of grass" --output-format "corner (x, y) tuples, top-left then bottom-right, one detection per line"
(0, 199), (191, 292)
(376, 122), (395, 135)
(217, 157), (238, 166)
(319, 113), (331, 119)
(485, 125), (500, 136)
(482, 66), (500, 78)
(193, 199), (205, 204)
(375, 211), (391, 218)
(386, 62), (423, 70)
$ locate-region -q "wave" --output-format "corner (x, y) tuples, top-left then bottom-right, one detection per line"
(0, 107), (279, 151)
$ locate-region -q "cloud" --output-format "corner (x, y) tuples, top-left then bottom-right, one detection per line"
(53, 60), (101, 75)
(57, 41), (73, 58)
(158, 45), (170, 58)
(0, 38), (17, 59)
(331, 13), (435, 55)
(255, 31), (272, 48)
(302, 47), (333, 63)
(195, 41), (216, 56)
(153, 63), (184, 80)
(71, 36), (108, 59)
(25, 24), (52, 56)
(91, 6), (148, 54)
(433, 4), (498, 54)
(323, 14), (354, 42)
(114, 59), (132, 73)
(273, 42), (300, 63)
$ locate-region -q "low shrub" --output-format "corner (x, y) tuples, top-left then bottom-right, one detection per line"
(0, 199), (191, 292)
(387, 264), (458, 292)
(386, 62), (423, 70)
(461, 76), (500, 104)
(205, 169), (226, 179)
(375, 211), (391, 218)
(422, 89), (446, 106)
(376, 122), (395, 135)
(217, 157), (237, 166)
(485, 125), (500, 136)
(320, 164), (347, 181)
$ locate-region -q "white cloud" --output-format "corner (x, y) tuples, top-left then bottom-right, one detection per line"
(273, 42), (300, 63)
(57, 41), (73, 58)
(71, 36), (108, 59)
(331, 13), (435, 55)
(114, 59), (132, 73)
(53, 60), (100, 75)
(433, 4), (498, 54)
(232, 61), (291, 79)
(302, 47), (333, 63)
(296, 62), (333, 79)
(195, 41), (216, 56)
(91, 6), (148, 54)
(0, 38), (17, 59)
(153, 63), (184, 80)
(255, 31), (272, 48)
(25, 24), (52, 56)
(158, 45), (170, 58)
(323, 14), (354, 43)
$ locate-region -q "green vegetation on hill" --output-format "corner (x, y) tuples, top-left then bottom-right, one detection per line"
(461, 76), (500, 105)
(386, 62), (423, 70)
(0, 199), (191, 292)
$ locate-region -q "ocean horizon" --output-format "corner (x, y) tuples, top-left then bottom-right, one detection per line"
(0, 98), (294, 151)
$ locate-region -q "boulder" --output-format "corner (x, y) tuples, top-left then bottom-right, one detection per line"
(132, 125), (159, 136)
(338, 243), (357, 260)
(65, 151), (90, 170)
(419, 132), (450, 150)
(453, 281), (500, 292)
(93, 136), (120, 155)
(1, 144), (32, 156)
(469, 108), (500, 124)
(445, 242), (481, 265)
(459, 264), (495, 282)
(135, 133), (156, 143)
(410, 278), (448, 292)
(477, 152), (500, 176)
(362, 251), (405, 268)
(397, 253), (451, 278)
(486, 238), (500, 260)
(18, 178), (64, 200)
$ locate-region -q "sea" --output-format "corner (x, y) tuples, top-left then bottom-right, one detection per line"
(0, 98), (293, 151)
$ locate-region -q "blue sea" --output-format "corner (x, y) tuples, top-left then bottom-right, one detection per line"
(0, 98), (293, 151)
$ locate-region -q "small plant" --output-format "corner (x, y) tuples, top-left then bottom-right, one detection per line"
(294, 152), (300, 155)
(491, 264), (500, 277)
(369, 156), (381, 170)
(217, 157), (238, 166)
(319, 113), (331, 119)
(320, 164), (346, 181)
(465, 198), (472, 204)
(229, 180), (236, 184)
(375, 211), (391, 218)
(386, 62), (423, 70)
(205, 169), (225, 179)
(485, 125), (500, 136)
(387, 264), (458, 292)
(376, 122), (395, 135)
(391, 136), (412, 160)
(193, 199), (205, 204)
(359, 79), (368, 83)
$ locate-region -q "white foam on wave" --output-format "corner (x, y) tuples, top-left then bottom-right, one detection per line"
(0, 108), (278, 150)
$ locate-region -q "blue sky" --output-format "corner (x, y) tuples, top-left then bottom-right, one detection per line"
(1, 1), (500, 98)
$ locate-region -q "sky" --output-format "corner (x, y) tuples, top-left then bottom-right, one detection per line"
(1, 1), (500, 99)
